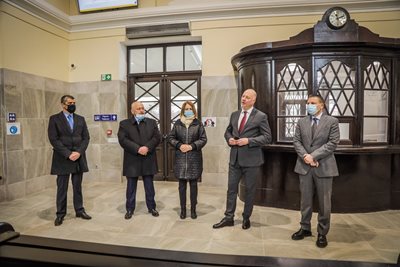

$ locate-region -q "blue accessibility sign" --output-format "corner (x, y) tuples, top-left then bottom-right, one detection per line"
(10, 126), (18, 134)
(6, 123), (20, 135)
(94, 114), (118, 121)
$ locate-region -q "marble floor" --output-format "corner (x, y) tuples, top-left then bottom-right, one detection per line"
(0, 181), (399, 264)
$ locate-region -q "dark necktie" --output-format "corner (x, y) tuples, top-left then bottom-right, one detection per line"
(239, 111), (247, 133)
(67, 114), (74, 131)
(312, 117), (318, 138)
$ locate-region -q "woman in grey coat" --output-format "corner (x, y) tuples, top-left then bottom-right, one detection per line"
(168, 101), (207, 219)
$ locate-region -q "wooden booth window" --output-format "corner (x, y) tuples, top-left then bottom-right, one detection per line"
(363, 61), (390, 144)
(316, 59), (356, 145)
(276, 62), (309, 142)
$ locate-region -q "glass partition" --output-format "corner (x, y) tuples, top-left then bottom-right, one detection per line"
(363, 61), (389, 143)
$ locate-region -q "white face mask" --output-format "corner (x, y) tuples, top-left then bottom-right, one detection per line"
(135, 114), (145, 122)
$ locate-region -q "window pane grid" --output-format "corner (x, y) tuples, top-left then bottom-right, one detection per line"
(363, 61), (390, 143)
(170, 80), (198, 125)
(130, 44), (202, 74)
(276, 63), (308, 141)
(317, 60), (356, 117)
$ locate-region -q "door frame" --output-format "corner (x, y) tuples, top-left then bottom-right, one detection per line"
(127, 73), (202, 180)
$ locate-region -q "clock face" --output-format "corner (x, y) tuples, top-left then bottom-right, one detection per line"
(328, 9), (348, 29)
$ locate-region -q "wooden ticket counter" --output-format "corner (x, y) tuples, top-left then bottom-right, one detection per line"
(233, 7), (400, 212)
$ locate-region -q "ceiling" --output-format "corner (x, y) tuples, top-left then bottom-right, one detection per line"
(4, 0), (400, 32)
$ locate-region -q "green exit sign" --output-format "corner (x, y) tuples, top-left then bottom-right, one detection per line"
(101, 74), (112, 81)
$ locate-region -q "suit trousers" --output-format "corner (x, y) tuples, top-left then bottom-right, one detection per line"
(299, 169), (332, 235)
(178, 179), (198, 208)
(224, 162), (260, 220)
(126, 175), (156, 212)
(56, 173), (84, 217)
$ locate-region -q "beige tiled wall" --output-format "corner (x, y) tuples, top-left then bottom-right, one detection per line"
(0, 69), (127, 201)
(201, 76), (238, 188)
(0, 70), (238, 201)
(70, 80), (126, 183)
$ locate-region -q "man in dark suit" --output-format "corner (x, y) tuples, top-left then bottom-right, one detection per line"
(48, 95), (91, 226)
(118, 101), (161, 220)
(291, 94), (340, 248)
(213, 89), (272, 230)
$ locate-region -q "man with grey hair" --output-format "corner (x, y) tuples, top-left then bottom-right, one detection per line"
(118, 101), (161, 220)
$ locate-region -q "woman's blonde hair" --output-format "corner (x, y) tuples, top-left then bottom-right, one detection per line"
(180, 101), (197, 118)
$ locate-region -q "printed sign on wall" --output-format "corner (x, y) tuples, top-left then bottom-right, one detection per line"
(6, 122), (21, 135)
(202, 117), (216, 127)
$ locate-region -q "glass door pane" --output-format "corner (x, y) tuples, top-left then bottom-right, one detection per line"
(134, 81), (160, 124)
(169, 79), (198, 128)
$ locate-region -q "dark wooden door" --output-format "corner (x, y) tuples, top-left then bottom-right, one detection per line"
(128, 74), (201, 180)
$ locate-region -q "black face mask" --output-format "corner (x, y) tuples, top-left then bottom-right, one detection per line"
(66, 104), (76, 113)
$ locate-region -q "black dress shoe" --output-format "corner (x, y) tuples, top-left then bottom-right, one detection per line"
(76, 211), (92, 220)
(291, 228), (312, 240)
(54, 217), (63, 226)
(180, 209), (186, 219)
(125, 210), (133, 220)
(190, 208), (197, 219)
(242, 218), (251, 230)
(213, 218), (234, 229)
(148, 209), (159, 217)
(316, 234), (328, 248)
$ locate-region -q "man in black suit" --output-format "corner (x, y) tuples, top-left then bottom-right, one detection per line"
(48, 95), (91, 226)
(118, 101), (161, 220)
(213, 89), (272, 230)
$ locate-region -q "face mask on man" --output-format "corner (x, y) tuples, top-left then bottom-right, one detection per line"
(306, 104), (318, 116)
(67, 104), (76, 114)
(184, 110), (194, 117)
(135, 114), (145, 122)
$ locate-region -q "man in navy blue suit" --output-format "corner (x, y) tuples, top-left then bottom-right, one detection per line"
(48, 95), (91, 226)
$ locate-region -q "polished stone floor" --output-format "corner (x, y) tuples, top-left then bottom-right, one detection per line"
(0, 181), (399, 264)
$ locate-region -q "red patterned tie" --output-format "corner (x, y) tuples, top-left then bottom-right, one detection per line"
(239, 111), (247, 133)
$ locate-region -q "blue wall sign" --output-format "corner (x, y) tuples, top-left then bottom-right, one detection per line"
(94, 114), (118, 121)
(6, 123), (21, 135)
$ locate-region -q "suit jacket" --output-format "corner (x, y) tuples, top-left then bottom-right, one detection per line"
(48, 112), (90, 175)
(224, 108), (272, 167)
(118, 117), (161, 177)
(293, 113), (340, 177)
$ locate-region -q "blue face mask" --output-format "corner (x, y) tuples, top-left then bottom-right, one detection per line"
(306, 104), (318, 116)
(184, 110), (194, 117)
(135, 114), (145, 122)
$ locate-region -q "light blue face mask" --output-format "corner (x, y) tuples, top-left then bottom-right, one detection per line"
(306, 104), (318, 116)
(135, 114), (145, 122)
(184, 110), (194, 117)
